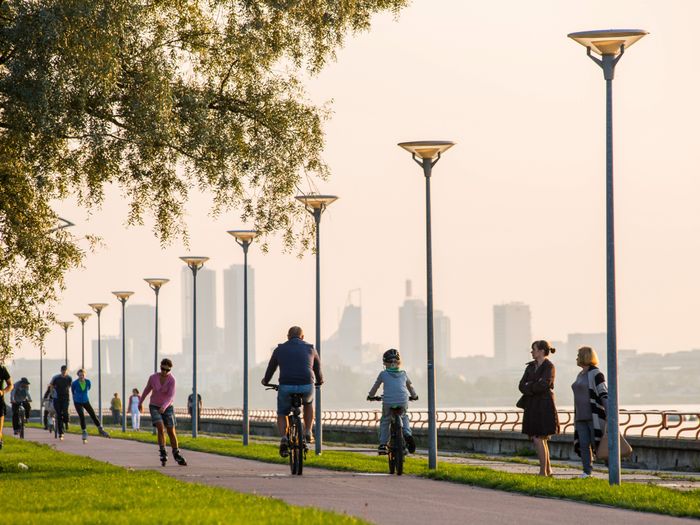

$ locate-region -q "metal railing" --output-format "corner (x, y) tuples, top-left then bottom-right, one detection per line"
(167, 407), (700, 440)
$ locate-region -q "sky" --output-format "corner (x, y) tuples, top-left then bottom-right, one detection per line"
(14, 0), (700, 367)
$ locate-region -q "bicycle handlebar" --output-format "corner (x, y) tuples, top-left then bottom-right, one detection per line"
(367, 395), (419, 402)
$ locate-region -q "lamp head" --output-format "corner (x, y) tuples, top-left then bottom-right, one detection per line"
(58, 321), (74, 331)
(398, 141), (455, 160)
(144, 278), (170, 290)
(227, 230), (259, 243)
(568, 29), (648, 56)
(88, 303), (108, 314)
(295, 194), (338, 211)
(74, 313), (92, 323)
(112, 291), (134, 302)
(180, 256), (209, 269)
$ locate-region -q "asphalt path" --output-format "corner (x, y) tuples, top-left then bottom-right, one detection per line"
(24, 428), (697, 525)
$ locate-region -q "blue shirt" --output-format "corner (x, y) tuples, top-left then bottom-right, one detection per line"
(71, 379), (91, 404)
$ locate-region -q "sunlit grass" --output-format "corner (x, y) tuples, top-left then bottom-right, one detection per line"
(0, 436), (365, 524)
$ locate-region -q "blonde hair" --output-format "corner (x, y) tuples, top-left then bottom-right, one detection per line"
(577, 346), (599, 366)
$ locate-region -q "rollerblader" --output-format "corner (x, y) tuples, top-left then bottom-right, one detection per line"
(71, 369), (110, 443)
(140, 358), (186, 466)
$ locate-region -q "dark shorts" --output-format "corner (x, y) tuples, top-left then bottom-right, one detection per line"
(276, 384), (314, 416)
(0, 400), (6, 417)
(149, 404), (176, 428)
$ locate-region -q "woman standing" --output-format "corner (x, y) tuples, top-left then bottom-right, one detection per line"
(71, 369), (110, 442)
(129, 388), (142, 431)
(572, 346), (608, 478)
(518, 340), (560, 477)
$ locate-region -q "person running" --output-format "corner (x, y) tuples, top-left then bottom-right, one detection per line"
(128, 388), (141, 431)
(71, 369), (110, 442)
(42, 385), (56, 430)
(50, 365), (72, 440)
(11, 377), (32, 435)
(0, 363), (13, 450)
(261, 326), (323, 457)
(139, 358), (186, 466)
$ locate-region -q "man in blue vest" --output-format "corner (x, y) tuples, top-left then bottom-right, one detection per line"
(262, 326), (323, 457)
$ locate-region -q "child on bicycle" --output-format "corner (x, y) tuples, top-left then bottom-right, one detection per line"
(367, 349), (418, 454)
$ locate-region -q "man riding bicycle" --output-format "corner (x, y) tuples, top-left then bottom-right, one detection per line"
(11, 377), (32, 435)
(262, 326), (323, 457)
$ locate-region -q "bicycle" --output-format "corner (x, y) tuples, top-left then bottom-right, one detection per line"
(266, 384), (307, 476)
(368, 395), (418, 475)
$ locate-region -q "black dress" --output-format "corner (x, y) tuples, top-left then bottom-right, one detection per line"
(518, 359), (560, 438)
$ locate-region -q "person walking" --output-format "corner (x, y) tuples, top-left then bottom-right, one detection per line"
(572, 346), (608, 478)
(128, 388), (142, 431)
(71, 369), (110, 442)
(518, 340), (560, 477)
(261, 326), (323, 457)
(187, 392), (202, 431)
(0, 363), (13, 450)
(110, 393), (122, 425)
(10, 377), (31, 435)
(139, 358), (186, 466)
(50, 365), (72, 440)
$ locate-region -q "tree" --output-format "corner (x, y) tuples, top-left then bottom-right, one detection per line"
(0, 0), (407, 359)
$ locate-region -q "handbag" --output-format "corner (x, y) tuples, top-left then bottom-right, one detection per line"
(596, 430), (633, 460)
(516, 395), (529, 410)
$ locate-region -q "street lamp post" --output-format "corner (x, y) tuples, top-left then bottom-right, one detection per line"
(568, 29), (648, 486)
(227, 230), (259, 446)
(112, 291), (134, 433)
(180, 256), (209, 438)
(88, 303), (108, 426)
(397, 140), (455, 470)
(295, 194), (338, 455)
(74, 313), (92, 370)
(57, 321), (74, 367)
(144, 279), (170, 373)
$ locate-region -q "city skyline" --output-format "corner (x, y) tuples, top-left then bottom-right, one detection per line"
(10, 0), (700, 367)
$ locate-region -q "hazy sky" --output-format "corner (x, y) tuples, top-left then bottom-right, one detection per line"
(16, 0), (700, 368)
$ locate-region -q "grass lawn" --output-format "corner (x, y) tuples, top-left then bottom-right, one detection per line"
(0, 435), (365, 524)
(60, 424), (700, 519)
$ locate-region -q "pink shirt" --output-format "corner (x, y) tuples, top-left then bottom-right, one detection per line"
(141, 372), (176, 410)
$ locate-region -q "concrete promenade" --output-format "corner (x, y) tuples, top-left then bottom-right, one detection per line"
(24, 428), (697, 525)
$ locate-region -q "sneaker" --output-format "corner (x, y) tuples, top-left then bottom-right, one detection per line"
(59, 434), (64, 441)
(279, 437), (289, 458)
(82, 430), (88, 441)
(579, 473), (591, 479)
(304, 433), (313, 444)
(98, 427), (111, 438)
(405, 434), (416, 454)
(378, 444), (388, 455)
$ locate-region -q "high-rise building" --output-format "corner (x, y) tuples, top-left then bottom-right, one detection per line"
(323, 290), (362, 370)
(399, 280), (451, 372)
(223, 264), (256, 368)
(493, 302), (532, 369)
(181, 266), (219, 392)
(122, 303), (159, 385)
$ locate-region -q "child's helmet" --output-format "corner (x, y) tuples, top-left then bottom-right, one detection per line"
(383, 348), (401, 363)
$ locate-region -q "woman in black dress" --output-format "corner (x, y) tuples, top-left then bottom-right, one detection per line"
(518, 340), (560, 476)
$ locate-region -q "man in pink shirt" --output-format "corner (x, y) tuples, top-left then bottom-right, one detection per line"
(139, 358), (186, 466)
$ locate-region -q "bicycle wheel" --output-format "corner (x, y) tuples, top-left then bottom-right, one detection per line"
(19, 413), (25, 439)
(288, 419), (298, 475)
(388, 419), (396, 474)
(290, 417), (303, 475)
(392, 415), (405, 476)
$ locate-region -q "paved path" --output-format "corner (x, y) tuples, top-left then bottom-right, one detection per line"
(24, 429), (697, 525)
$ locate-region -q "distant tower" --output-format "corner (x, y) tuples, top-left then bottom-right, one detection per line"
(323, 289), (361, 369)
(493, 302), (532, 369)
(399, 280), (451, 372)
(223, 264), (257, 367)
